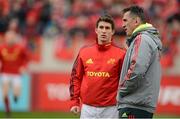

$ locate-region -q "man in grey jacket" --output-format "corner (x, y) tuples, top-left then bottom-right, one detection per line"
(117, 5), (162, 118)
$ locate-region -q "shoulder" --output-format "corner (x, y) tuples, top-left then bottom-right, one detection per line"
(0, 44), (6, 51)
(0, 44), (5, 48)
(137, 31), (155, 42)
(137, 33), (155, 46)
(111, 43), (126, 53)
(76, 43), (96, 59)
(134, 33), (150, 45)
(134, 33), (159, 51)
(79, 43), (95, 52)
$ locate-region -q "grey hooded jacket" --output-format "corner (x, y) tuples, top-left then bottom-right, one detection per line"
(117, 23), (162, 113)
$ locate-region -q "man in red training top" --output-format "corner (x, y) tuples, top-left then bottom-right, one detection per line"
(69, 13), (126, 118)
(0, 31), (30, 117)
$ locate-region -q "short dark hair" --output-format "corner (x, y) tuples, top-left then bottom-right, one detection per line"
(96, 14), (115, 30)
(123, 5), (146, 23)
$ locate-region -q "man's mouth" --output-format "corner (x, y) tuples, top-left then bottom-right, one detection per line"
(101, 35), (107, 38)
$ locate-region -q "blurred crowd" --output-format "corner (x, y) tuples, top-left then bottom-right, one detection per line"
(0, 0), (180, 70)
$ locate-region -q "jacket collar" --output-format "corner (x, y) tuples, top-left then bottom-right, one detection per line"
(97, 42), (112, 51)
(126, 23), (152, 46)
(96, 37), (112, 51)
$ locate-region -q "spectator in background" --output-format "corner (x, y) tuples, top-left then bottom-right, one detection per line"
(117, 5), (162, 118)
(8, 0), (29, 31)
(0, 31), (30, 117)
(21, 10), (42, 62)
(0, 0), (10, 42)
(161, 13), (180, 70)
(0, 0), (9, 17)
(69, 13), (126, 118)
(8, 18), (23, 41)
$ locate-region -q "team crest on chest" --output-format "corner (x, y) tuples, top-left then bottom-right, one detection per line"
(107, 58), (115, 64)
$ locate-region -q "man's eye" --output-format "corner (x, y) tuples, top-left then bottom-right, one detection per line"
(123, 19), (127, 22)
(105, 27), (110, 29)
(99, 26), (104, 29)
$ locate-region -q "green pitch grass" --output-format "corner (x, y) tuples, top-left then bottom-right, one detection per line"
(0, 111), (79, 118)
(0, 111), (180, 118)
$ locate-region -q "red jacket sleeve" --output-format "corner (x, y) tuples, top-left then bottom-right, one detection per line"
(20, 45), (30, 68)
(69, 52), (84, 107)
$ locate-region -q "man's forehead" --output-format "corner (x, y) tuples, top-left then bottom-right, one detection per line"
(123, 11), (136, 21)
(123, 11), (131, 18)
(98, 21), (111, 26)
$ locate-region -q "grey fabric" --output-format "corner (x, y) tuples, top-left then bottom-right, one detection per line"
(117, 25), (162, 113)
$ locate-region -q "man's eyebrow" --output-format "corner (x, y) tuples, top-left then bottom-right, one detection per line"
(105, 26), (110, 28)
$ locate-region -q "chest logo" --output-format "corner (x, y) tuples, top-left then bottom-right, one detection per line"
(86, 58), (93, 64)
(1, 48), (20, 61)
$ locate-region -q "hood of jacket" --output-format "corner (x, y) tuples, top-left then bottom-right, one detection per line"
(127, 23), (162, 51)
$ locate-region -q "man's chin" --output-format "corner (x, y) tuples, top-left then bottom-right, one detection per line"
(100, 39), (108, 42)
(103, 39), (110, 42)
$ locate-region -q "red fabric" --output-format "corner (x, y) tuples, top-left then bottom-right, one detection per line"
(161, 54), (173, 68)
(23, 36), (42, 62)
(0, 44), (29, 74)
(0, 0), (9, 16)
(70, 43), (126, 107)
(125, 35), (141, 81)
(54, 36), (74, 60)
(4, 96), (10, 113)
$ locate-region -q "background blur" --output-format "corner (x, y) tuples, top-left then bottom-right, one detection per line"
(0, 0), (180, 118)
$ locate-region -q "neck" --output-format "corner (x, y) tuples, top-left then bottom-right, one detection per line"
(96, 37), (112, 45)
(98, 41), (111, 45)
(6, 43), (15, 47)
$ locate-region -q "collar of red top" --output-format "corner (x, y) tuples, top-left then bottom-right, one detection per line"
(97, 42), (112, 50)
(96, 38), (112, 50)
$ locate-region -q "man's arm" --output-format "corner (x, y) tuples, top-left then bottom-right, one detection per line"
(19, 46), (30, 75)
(120, 34), (152, 97)
(69, 52), (84, 108)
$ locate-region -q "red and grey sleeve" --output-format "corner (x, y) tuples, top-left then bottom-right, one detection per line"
(69, 53), (84, 107)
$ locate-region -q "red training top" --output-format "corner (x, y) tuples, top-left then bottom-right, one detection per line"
(70, 42), (126, 107)
(0, 44), (29, 74)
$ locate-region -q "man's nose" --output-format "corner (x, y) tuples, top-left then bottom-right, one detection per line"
(122, 24), (126, 29)
(102, 28), (106, 32)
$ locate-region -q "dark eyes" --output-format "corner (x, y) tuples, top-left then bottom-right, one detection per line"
(99, 26), (110, 30)
(123, 19), (127, 22)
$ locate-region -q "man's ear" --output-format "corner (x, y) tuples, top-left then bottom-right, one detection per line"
(95, 28), (98, 34)
(136, 17), (141, 25)
(112, 30), (115, 35)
